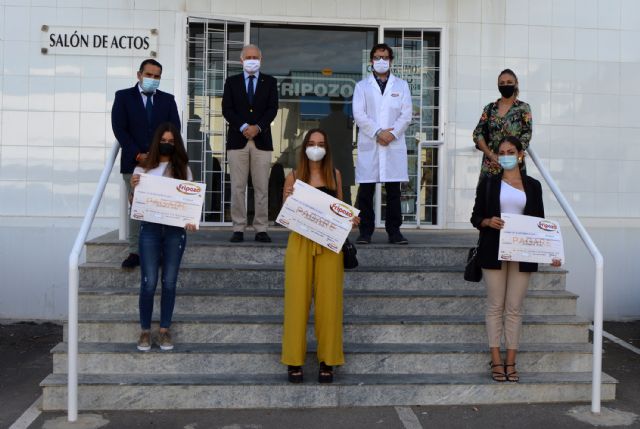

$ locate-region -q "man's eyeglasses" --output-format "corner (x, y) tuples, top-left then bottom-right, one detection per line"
(372, 56), (390, 61)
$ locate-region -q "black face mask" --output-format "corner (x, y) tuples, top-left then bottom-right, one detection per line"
(158, 143), (175, 156)
(498, 85), (516, 98)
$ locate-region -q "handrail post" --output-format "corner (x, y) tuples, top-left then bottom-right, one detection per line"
(67, 142), (120, 422)
(119, 179), (128, 241)
(592, 255), (604, 413)
(526, 147), (604, 414)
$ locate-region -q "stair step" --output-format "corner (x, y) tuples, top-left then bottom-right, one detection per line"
(68, 314), (590, 344)
(85, 229), (478, 267)
(78, 288), (577, 316)
(79, 263), (567, 291)
(40, 372), (617, 410)
(51, 342), (593, 375)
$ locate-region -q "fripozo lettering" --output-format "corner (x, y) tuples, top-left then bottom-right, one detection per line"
(537, 220), (558, 232)
(330, 203), (354, 219)
(176, 183), (202, 195)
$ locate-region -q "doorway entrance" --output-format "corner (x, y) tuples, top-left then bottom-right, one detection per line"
(185, 19), (442, 227)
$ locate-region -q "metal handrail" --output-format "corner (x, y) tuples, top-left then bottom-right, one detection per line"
(527, 147), (604, 414)
(67, 141), (121, 422)
(416, 140), (444, 227)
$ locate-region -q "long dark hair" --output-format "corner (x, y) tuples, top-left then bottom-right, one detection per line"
(141, 122), (190, 180)
(296, 128), (337, 190)
(499, 135), (526, 171)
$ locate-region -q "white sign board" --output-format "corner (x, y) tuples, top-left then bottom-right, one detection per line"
(131, 174), (206, 229)
(41, 25), (158, 57)
(276, 180), (358, 253)
(498, 213), (565, 264)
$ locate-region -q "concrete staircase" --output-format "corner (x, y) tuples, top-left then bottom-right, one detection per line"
(40, 229), (616, 410)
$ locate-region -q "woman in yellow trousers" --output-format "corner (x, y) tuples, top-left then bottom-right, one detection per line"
(281, 128), (359, 384)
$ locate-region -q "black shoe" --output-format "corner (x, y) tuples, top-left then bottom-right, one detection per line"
(255, 232), (272, 243)
(229, 232), (244, 243)
(288, 365), (303, 383)
(355, 235), (371, 244)
(121, 253), (140, 268)
(318, 362), (333, 383)
(388, 233), (408, 245)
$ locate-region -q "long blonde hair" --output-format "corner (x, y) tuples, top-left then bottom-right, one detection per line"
(296, 128), (337, 190)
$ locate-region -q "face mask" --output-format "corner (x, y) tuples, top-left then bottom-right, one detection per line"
(498, 84), (516, 98)
(305, 146), (326, 162)
(499, 155), (518, 170)
(243, 59), (261, 74)
(372, 59), (390, 74)
(159, 143), (175, 156)
(141, 77), (160, 93)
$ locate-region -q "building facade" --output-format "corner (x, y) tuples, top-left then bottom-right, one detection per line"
(0, 0), (639, 320)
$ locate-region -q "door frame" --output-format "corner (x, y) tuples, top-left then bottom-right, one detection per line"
(173, 13), (449, 229)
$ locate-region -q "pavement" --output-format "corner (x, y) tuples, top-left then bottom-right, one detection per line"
(1, 320), (639, 428)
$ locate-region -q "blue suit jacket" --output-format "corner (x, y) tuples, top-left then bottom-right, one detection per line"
(222, 73), (278, 151)
(111, 84), (181, 174)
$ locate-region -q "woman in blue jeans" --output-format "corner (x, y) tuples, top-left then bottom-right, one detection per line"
(130, 122), (196, 351)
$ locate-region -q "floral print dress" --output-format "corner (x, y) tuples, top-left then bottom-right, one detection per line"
(472, 99), (532, 178)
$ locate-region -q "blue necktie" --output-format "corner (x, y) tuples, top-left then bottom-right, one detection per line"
(247, 75), (255, 106)
(144, 93), (153, 123)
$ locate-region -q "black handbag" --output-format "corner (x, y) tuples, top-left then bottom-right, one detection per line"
(342, 239), (358, 269)
(464, 244), (482, 282)
(465, 178), (491, 282)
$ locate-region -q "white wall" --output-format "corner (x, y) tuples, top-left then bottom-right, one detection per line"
(0, 0), (638, 320)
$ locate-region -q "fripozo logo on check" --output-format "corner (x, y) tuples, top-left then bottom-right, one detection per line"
(330, 202), (355, 219)
(176, 182), (202, 195)
(537, 220), (558, 232)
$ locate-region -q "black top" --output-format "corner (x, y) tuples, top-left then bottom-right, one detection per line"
(316, 186), (337, 198)
(470, 173), (545, 272)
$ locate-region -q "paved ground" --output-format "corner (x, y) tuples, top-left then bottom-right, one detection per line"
(2, 321), (638, 429)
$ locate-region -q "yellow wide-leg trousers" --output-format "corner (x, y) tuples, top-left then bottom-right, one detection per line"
(281, 232), (345, 366)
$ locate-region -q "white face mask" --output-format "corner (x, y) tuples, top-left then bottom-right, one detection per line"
(243, 59), (261, 74)
(372, 59), (390, 74)
(305, 146), (326, 162)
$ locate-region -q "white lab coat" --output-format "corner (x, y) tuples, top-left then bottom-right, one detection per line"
(353, 73), (412, 183)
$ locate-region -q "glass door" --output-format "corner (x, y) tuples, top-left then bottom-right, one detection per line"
(186, 18), (247, 224)
(376, 28), (442, 227)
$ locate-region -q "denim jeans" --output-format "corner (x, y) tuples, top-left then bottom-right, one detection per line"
(138, 221), (187, 330)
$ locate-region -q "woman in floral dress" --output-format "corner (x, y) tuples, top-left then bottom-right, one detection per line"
(473, 69), (532, 179)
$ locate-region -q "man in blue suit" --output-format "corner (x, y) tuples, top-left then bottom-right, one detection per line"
(112, 59), (181, 268)
(222, 44), (279, 243)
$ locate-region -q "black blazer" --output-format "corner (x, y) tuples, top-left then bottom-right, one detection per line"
(111, 84), (181, 174)
(222, 73), (279, 151)
(470, 173), (544, 272)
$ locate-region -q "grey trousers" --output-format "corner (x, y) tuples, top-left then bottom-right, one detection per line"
(123, 173), (140, 254)
(228, 140), (271, 233)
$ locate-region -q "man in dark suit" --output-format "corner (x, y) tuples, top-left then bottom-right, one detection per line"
(111, 59), (181, 267)
(222, 44), (279, 243)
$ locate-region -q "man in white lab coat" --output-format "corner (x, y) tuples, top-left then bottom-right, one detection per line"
(353, 43), (412, 244)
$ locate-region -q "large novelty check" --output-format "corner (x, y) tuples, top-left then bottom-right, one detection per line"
(131, 174), (206, 229)
(498, 213), (565, 264)
(276, 180), (359, 253)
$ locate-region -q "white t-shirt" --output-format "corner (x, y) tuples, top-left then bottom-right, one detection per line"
(500, 181), (526, 214)
(134, 162), (193, 181)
